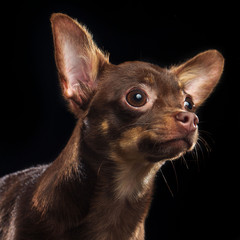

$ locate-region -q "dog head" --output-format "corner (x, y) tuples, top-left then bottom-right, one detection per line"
(51, 13), (224, 165)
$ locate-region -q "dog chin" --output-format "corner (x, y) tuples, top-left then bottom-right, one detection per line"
(139, 136), (197, 163)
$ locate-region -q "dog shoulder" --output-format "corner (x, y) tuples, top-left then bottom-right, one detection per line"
(0, 165), (48, 233)
(0, 165), (48, 193)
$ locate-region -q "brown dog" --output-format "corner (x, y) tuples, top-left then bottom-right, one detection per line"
(0, 13), (224, 240)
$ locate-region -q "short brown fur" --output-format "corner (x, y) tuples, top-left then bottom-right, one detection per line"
(0, 13), (224, 240)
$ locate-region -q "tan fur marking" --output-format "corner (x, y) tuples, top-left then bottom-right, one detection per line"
(112, 157), (163, 200)
(110, 127), (144, 164)
(100, 120), (109, 134)
(110, 127), (164, 200)
(143, 73), (155, 85)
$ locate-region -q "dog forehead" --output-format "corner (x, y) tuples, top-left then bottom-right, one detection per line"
(116, 61), (163, 81)
(107, 61), (180, 91)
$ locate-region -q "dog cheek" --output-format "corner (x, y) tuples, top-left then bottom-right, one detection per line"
(110, 127), (146, 163)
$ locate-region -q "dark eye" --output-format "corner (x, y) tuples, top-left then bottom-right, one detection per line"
(184, 97), (195, 111)
(126, 89), (148, 107)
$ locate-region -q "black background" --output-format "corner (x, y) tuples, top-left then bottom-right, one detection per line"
(1, 1), (240, 239)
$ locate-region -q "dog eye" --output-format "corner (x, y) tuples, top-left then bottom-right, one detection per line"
(126, 89), (148, 107)
(184, 97), (195, 111)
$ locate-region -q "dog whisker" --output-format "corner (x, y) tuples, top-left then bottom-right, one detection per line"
(160, 168), (174, 197)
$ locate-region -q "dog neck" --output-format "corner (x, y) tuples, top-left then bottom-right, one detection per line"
(32, 118), (161, 238)
(79, 136), (159, 239)
(80, 118), (164, 202)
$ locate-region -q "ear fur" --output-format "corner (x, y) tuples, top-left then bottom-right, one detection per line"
(51, 13), (109, 116)
(171, 50), (224, 107)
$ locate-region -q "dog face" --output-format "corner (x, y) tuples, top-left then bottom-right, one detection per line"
(51, 14), (224, 166)
(83, 62), (195, 164)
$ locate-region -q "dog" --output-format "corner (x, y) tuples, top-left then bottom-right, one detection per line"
(0, 13), (224, 240)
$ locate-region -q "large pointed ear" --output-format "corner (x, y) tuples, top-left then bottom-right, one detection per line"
(51, 13), (109, 116)
(171, 50), (224, 107)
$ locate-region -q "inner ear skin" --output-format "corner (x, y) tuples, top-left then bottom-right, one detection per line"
(171, 50), (224, 107)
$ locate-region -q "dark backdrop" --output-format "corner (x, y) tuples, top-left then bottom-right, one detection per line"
(1, 1), (240, 240)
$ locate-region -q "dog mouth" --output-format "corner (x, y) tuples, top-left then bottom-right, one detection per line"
(138, 134), (197, 162)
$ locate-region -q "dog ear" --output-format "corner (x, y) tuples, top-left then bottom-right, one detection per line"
(171, 50), (224, 107)
(51, 13), (109, 116)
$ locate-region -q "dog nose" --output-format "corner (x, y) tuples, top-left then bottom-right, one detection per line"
(175, 112), (199, 132)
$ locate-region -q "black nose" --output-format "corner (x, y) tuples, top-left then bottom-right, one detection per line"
(175, 112), (199, 132)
